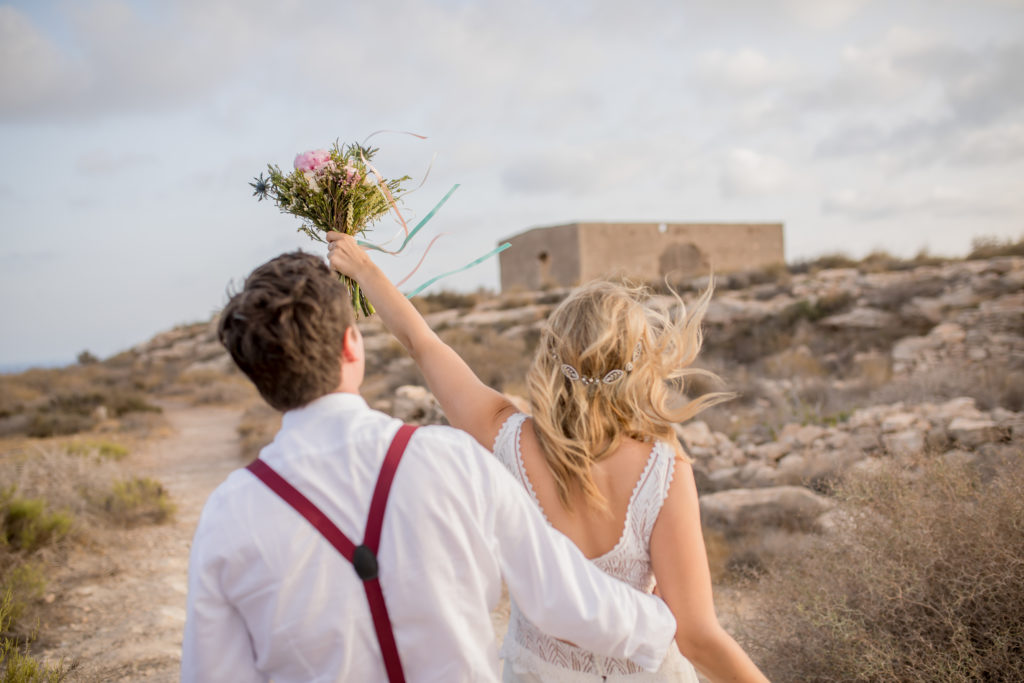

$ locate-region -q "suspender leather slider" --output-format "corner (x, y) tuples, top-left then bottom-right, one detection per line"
(352, 544), (379, 581)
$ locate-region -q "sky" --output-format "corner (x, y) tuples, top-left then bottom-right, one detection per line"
(1, 0), (1023, 368)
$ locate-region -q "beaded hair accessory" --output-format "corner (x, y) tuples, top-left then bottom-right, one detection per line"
(553, 341), (643, 386)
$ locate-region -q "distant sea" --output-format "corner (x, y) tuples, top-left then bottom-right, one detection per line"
(0, 360), (70, 375)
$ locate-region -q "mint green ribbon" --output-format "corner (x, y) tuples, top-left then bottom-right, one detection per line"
(357, 184), (460, 254)
(356, 182), (508, 298)
(404, 242), (511, 298)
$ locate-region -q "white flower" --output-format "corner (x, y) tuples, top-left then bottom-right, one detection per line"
(304, 171), (320, 193)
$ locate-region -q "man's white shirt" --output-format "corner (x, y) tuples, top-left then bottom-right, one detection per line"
(182, 392), (676, 682)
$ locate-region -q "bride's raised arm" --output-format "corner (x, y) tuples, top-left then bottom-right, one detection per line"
(326, 231), (517, 448)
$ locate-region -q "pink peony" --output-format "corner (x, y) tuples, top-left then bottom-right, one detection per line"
(294, 149), (332, 173)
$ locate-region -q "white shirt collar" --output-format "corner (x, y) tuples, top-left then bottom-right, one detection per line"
(280, 391), (369, 433)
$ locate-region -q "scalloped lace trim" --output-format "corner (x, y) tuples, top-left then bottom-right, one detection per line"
(502, 630), (699, 682)
(493, 411), (527, 454)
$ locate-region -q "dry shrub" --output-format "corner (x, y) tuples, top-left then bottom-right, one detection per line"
(968, 235), (1024, 260)
(440, 328), (535, 391)
(94, 477), (174, 527)
(852, 351), (892, 388)
(410, 289), (483, 314)
(1, 588), (73, 682)
(703, 294), (855, 366)
(871, 361), (1024, 412)
(64, 441), (129, 462)
(0, 495), (72, 555)
(0, 360), (172, 441)
(789, 252), (859, 274)
(236, 402), (281, 461)
(860, 275), (948, 312)
(22, 390), (161, 439)
(1, 446), (174, 531)
(0, 448), (118, 525)
(0, 445), (175, 642)
(737, 455), (1024, 682)
(763, 347), (826, 378)
(186, 378), (255, 407)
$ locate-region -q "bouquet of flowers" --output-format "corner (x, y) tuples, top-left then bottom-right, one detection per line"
(250, 141), (410, 316)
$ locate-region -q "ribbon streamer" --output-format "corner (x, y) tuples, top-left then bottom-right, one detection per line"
(403, 242), (511, 298)
(395, 233), (446, 288)
(358, 184), (460, 255)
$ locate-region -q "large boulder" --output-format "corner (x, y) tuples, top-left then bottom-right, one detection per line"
(947, 417), (1000, 448)
(699, 486), (834, 532)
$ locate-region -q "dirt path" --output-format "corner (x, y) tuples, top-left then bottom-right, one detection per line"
(39, 402), (243, 682)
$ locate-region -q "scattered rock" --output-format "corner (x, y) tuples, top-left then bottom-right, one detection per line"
(391, 385), (446, 425)
(947, 417), (1000, 448)
(699, 486), (834, 532)
(821, 307), (898, 329)
(883, 429), (925, 457)
(676, 421), (715, 449)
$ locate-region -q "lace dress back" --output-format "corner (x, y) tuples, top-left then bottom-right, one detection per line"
(492, 413), (698, 682)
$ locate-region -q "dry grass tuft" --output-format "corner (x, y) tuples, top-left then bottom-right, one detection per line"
(92, 477), (174, 527)
(236, 402), (281, 461)
(0, 588), (73, 681)
(736, 454), (1024, 682)
(0, 444), (175, 642)
(967, 234), (1024, 260)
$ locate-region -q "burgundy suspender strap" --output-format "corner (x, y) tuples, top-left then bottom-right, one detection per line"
(246, 423), (419, 683)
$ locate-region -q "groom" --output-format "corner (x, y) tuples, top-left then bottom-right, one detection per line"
(181, 251), (676, 682)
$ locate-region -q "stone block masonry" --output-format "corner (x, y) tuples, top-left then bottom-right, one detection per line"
(498, 222), (784, 291)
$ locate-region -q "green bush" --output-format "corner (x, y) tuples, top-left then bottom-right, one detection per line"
(0, 589), (71, 682)
(97, 477), (174, 527)
(1, 497), (72, 554)
(0, 564), (45, 631)
(737, 455), (1024, 682)
(64, 441), (129, 461)
(24, 414), (97, 439)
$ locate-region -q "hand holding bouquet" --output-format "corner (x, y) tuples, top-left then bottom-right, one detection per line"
(251, 141), (410, 316)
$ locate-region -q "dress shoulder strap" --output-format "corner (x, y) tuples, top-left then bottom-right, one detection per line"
(631, 443), (678, 545)
(492, 412), (529, 477)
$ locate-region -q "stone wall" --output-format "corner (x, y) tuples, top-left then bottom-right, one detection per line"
(499, 222), (784, 291)
(498, 224), (581, 291)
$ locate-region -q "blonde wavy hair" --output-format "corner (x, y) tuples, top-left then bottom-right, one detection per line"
(526, 279), (732, 511)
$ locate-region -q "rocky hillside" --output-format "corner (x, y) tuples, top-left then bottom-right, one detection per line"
(119, 253), (1023, 570)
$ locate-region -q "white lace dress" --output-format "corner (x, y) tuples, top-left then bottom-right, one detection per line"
(493, 413), (699, 683)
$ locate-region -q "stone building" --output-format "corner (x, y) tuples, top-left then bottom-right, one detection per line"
(498, 222), (785, 291)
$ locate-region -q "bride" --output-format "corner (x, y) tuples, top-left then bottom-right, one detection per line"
(326, 232), (769, 682)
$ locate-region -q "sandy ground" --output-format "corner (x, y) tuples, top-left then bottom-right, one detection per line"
(36, 403), (243, 681)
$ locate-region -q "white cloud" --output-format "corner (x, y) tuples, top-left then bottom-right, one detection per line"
(500, 142), (657, 196)
(952, 121), (1024, 164)
(696, 48), (800, 91)
(822, 185), (1015, 220)
(781, 0), (875, 29)
(0, 6), (81, 116)
(720, 148), (799, 198)
(76, 149), (158, 175)
(799, 27), (950, 110)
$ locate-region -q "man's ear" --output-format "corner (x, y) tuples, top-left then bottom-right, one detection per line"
(341, 325), (361, 363)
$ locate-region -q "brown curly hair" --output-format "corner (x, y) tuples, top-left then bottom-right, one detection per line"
(218, 252), (355, 411)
